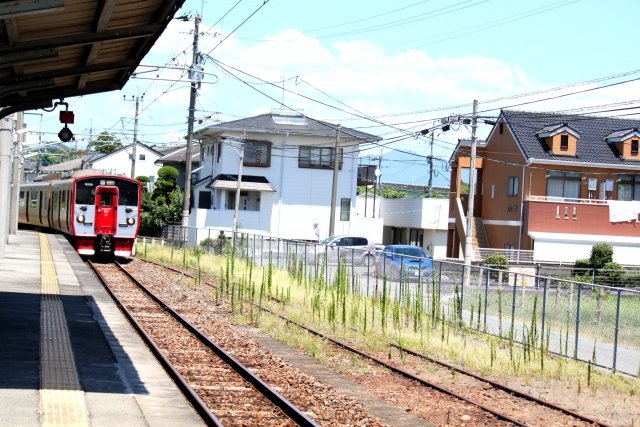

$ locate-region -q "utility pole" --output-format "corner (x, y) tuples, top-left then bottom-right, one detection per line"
(463, 99), (479, 287)
(329, 125), (340, 236)
(428, 132), (434, 197)
(181, 12), (201, 243)
(372, 154), (382, 218)
(232, 142), (244, 243)
(124, 95), (143, 179)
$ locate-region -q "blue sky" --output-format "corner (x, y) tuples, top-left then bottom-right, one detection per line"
(23, 0), (640, 186)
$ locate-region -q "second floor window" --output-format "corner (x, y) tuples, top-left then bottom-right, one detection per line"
(631, 139), (639, 156)
(560, 134), (569, 150)
(340, 198), (351, 221)
(547, 170), (581, 199)
(198, 191), (211, 209)
(243, 140), (271, 167)
(298, 146), (343, 169)
(507, 176), (519, 196)
(618, 174), (640, 201)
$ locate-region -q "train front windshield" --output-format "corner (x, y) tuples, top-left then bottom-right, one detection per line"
(75, 178), (140, 206)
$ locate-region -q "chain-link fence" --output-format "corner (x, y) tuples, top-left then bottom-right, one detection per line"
(140, 226), (640, 376)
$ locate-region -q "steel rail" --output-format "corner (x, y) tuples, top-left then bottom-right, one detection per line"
(112, 261), (319, 427)
(139, 260), (525, 426)
(143, 258), (611, 427)
(390, 343), (609, 427)
(88, 261), (223, 427)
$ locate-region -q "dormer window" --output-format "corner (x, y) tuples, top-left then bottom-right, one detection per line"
(535, 123), (581, 156)
(605, 128), (640, 160)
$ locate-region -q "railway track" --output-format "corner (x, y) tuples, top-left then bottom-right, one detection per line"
(89, 261), (319, 427)
(136, 258), (610, 427)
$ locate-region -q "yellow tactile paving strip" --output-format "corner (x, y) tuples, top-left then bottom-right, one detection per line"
(39, 234), (89, 427)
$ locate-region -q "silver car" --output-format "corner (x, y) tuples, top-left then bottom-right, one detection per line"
(310, 235), (376, 266)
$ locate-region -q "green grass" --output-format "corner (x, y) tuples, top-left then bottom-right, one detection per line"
(136, 241), (640, 398)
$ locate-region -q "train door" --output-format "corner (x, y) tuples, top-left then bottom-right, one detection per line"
(95, 186), (118, 235)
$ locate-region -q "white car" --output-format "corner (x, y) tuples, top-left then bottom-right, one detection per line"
(310, 235), (376, 266)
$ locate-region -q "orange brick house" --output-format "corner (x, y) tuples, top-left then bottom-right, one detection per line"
(447, 110), (640, 264)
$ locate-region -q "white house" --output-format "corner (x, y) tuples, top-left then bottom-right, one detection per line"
(82, 142), (164, 183)
(354, 194), (449, 259)
(190, 110), (382, 241)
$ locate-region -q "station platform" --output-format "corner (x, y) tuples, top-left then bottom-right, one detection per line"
(0, 230), (204, 427)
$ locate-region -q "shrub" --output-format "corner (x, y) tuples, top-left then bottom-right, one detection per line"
(572, 258), (592, 277)
(565, 274), (594, 284)
(483, 254), (508, 269)
(590, 243), (613, 269)
(200, 237), (216, 252)
(621, 274), (640, 288)
(596, 261), (624, 286)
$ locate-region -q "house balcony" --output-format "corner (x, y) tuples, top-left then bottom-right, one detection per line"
(524, 196), (640, 237)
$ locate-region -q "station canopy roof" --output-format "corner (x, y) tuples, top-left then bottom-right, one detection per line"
(0, 0), (185, 117)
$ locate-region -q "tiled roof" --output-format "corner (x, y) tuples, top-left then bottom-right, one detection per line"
(195, 112), (381, 142)
(155, 144), (200, 164)
(39, 158), (84, 173)
(501, 110), (640, 166)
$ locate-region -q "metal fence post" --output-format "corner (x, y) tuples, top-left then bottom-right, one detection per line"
(511, 273), (518, 333)
(351, 248), (355, 293)
(541, 278), (549, 347)
(366, 251), (371, 297)
(483, 267), (489, 330)
(574, 283), (582, 360)
(460, 263), (466, 322)
(399, 255), (405, 301)
(436, 261), (443, 322)
(324, 244), (328, 284)
(613, 289), (622, 372)
(277, 238), (281, 268)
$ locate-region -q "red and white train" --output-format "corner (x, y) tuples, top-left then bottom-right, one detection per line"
(18, 172), (142, 257)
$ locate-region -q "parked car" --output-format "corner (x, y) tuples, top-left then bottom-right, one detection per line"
(375, 245), (432, 281)
(310, 235), (376, 266)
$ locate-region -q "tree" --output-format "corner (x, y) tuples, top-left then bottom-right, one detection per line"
(88, 131), (123, 153)
(152, 166), (179, 202)
(136, 176), (150, 194)
(590, 243), (613, 269)
(356, 186), (406, 198)
(139, 165), (182, 237)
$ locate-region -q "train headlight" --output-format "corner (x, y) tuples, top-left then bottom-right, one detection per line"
(126, 217), (135, 225)
(76, 214), (85, 224)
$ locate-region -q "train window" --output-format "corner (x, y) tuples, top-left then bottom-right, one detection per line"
(100, 193), (113, 207)
(30, 191), (38, 206)
(117, 181), (139, 206)
(76, 182), (96, 205)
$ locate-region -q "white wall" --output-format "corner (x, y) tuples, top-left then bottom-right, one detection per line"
(533, 237), (640, 265)
(91, 145), (161, 180)
(366, 197), (449, 258)
(379, 198), (449, 229)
